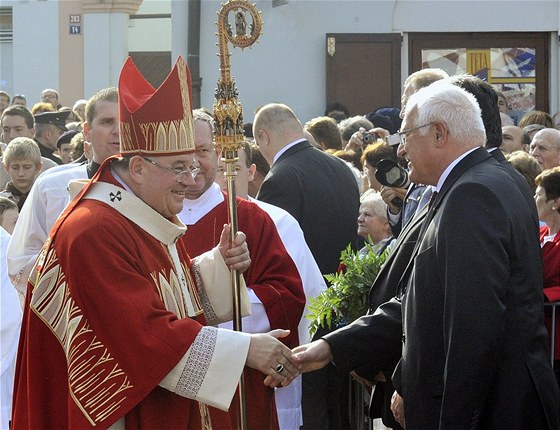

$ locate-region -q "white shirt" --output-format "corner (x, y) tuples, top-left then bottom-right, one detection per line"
(7, 163), (88, 300)
(435, 146), (480, 193)
(272, 138), (307, 165)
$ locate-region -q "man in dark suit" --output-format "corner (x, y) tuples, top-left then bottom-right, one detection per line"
(254, 103), (360, 430)
(293, 82), (559, 429)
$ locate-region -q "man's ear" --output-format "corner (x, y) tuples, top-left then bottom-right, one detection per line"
(128, 156), (145, 184)
(433, 122), (448, 146)
(83, 122), (91, 141)
(248, 163), (256, 182)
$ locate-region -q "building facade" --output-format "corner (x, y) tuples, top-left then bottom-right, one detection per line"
(1, 0), (559, 124)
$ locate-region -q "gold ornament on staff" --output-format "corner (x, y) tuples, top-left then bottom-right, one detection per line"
(213, 1), (262, 430)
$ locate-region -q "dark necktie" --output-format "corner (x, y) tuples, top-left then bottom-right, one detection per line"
(428, 190), (438, 210)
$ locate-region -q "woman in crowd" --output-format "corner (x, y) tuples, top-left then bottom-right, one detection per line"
(534, 167), (560, 384)
(357, 193), (394, 257)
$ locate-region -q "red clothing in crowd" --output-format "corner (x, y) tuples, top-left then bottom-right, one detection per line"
(541, 225), (560, 360)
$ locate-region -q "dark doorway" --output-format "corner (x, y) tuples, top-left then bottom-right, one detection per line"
(326, 33), (402, 117)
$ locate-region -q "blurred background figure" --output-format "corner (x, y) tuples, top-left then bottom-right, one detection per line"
(11, 95), (26, 107)
(506, 150), (543, 193)
(524, 123), (546, 143)
(30, 102), (54, 115)
(305, 116), (342, 151)
(0, 91), (10, 116)
(357, 193), (394, 256)
(338, 115), (373, 149)
(56, 130), (78, 164)
(40, 88), (61, 110)
(247, 142), (269, 198)
(0, 197), (18, 234)
(519, 110), (554, 129)
(501, 125), (527, 154)
(325, 101), (350, 124)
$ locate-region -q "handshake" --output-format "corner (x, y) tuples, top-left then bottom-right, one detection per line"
(249, 335), (406, 428)
(248, 333), (333, 387)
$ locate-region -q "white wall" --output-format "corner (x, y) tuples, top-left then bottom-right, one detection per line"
(196, 0), (398, 123)
(3, 0), (560, 119)
(11, 2), (60, 106)
(192, 0), (560, 124)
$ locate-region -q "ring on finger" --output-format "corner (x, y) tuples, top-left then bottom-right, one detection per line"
(275, 364), (284, 373)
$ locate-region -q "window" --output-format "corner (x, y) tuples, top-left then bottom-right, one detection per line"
(409, 32), (549, 123)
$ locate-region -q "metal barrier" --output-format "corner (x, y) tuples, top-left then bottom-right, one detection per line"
(545, 301), (560, 366)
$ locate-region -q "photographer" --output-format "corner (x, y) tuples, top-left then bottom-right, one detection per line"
(345, 125), (389, 152)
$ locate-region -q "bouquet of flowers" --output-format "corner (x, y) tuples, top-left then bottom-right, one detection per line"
(307, 243), (388, 336)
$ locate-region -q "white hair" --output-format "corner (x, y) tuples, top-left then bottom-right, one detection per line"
(404, 81), (486, 147)
(360, 193), (388, 220)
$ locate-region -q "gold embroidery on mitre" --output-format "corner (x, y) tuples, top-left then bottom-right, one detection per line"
(177, 60), (195, 152)
(133, 119), (193, 154)
(120, 121), (133, 153)
(31, 247), (132, 425)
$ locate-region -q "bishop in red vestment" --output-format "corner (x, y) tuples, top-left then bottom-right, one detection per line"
(11, 57), (299, 430)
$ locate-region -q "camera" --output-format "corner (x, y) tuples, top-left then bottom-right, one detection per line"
(374, 159), (410, 208)
(385, 133), (401, 147)
(362, 131), (376, 144)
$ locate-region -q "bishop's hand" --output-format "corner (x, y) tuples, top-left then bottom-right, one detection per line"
(218, 224), (251, 273)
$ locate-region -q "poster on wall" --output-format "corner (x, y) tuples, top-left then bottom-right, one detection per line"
(422, 47), (536, 125)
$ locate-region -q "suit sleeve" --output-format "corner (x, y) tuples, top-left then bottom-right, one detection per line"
(323, 297), (403, 374)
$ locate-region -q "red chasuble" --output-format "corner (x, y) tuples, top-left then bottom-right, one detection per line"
(182, 197), (306, 429)
(11, 165), (245, 429)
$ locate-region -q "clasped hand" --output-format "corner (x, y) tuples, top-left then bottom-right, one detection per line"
(246, 330), (300, 388)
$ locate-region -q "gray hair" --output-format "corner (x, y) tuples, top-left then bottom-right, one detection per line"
(193, 108), (215, 133)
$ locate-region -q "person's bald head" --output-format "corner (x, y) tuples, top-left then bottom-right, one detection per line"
(253, 103), (305, 164)
(529, 128), (560, 170)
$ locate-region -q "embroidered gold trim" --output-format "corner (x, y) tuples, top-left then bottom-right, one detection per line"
(31, 247), (132, 425)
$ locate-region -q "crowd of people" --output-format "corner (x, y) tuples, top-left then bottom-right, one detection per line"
(1, 59), (560, 430)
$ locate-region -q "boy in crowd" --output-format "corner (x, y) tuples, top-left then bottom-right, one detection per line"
(0, 137), (42, 210)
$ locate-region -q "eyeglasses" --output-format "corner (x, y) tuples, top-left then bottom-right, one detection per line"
(385, 123), (434, 147)
(141, 156), (200, 182)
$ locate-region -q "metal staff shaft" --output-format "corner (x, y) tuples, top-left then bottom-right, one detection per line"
(222, 150), (247, 430)
(213, 2), (262, 429)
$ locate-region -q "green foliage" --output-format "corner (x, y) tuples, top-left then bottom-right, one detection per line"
(307, 243), (388, 336)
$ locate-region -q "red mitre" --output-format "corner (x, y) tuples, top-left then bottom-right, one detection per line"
(118, 56), (195, 156)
